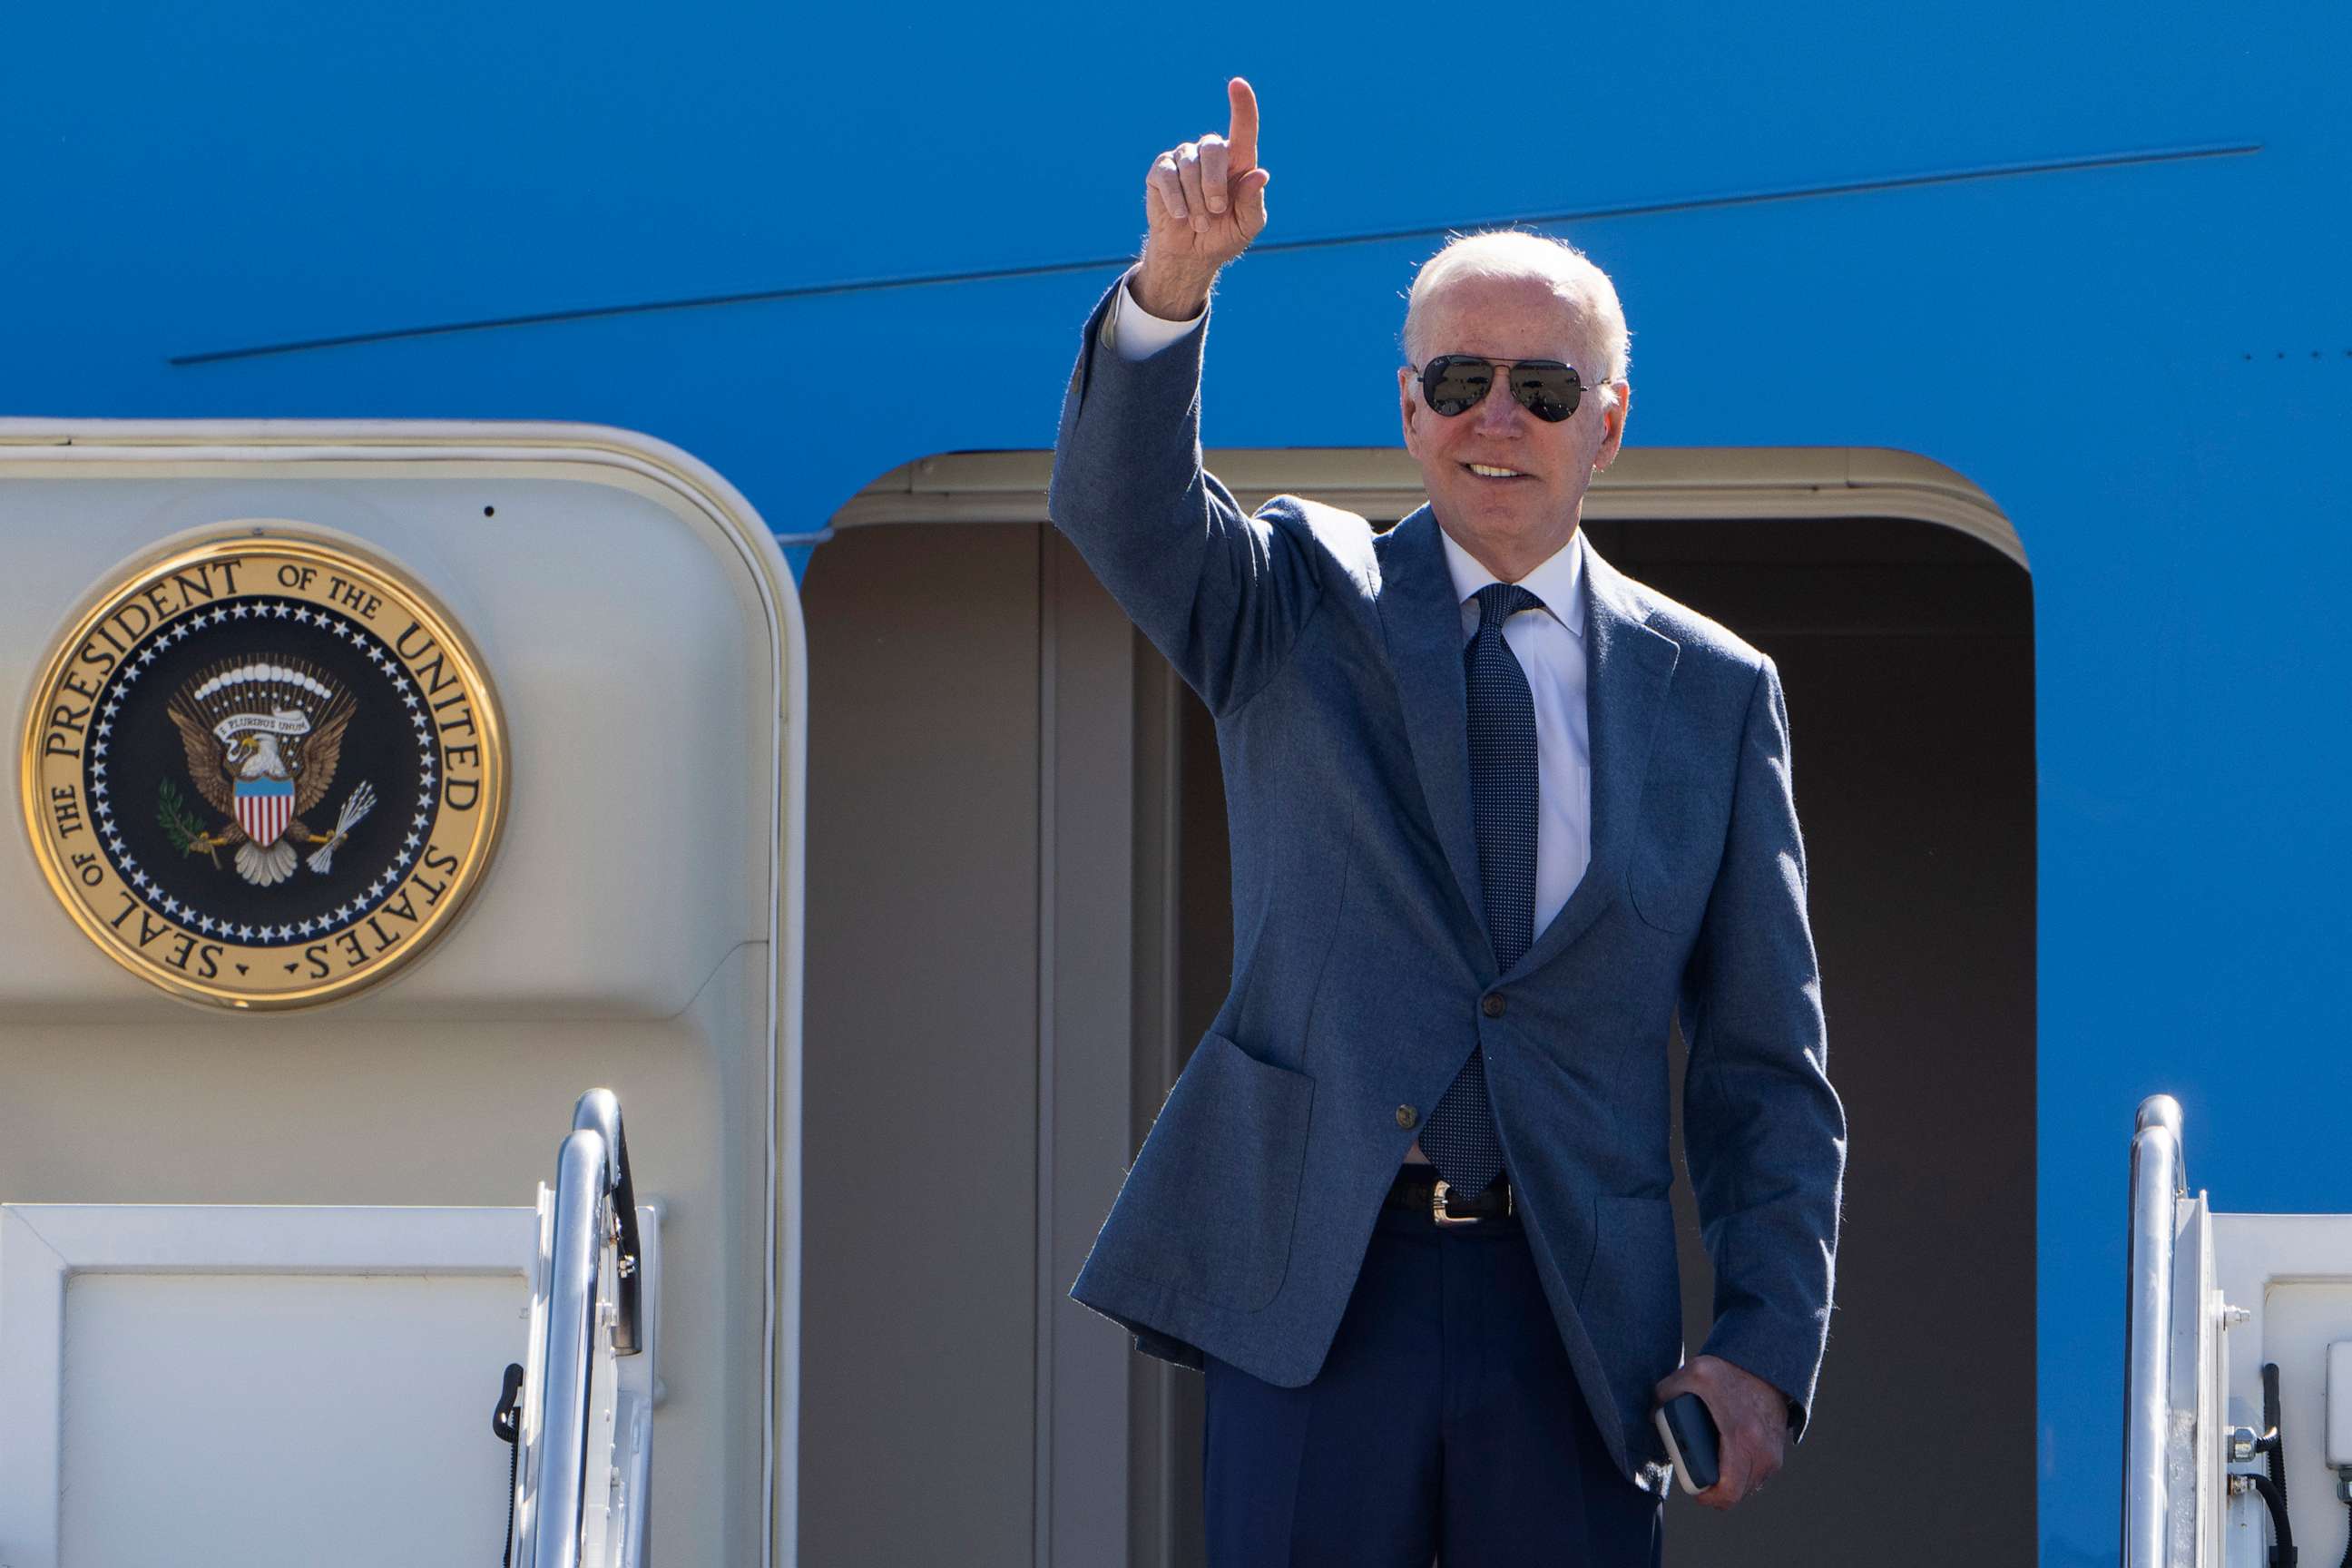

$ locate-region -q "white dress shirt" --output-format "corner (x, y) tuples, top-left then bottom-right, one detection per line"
(1438, 527), (1592, 933)
(1106, 270), (1205, 360)
(1110, 270), (1595, 930)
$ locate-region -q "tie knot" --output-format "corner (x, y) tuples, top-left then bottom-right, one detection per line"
(1472, 582), (1544, 635)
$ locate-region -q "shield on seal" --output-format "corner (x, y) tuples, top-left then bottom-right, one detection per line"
(235, 777), (296, 848)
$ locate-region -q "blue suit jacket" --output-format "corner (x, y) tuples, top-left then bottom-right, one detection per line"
(1048, 281), (1846, 1485)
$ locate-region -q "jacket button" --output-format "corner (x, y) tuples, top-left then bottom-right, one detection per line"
(1482, 993), (1508, 1018)
(1396, 1104), (1418, 1130)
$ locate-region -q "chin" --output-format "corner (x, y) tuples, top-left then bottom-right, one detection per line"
(1455, 486), (1539, 522)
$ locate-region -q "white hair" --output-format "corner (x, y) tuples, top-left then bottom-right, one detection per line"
(1401, 230), (1631, 408)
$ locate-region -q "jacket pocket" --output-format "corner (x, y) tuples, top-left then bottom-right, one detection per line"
(1627, 779), (1722, 935)
(1112, 1031), (1317, 1313)
(1576, 1194), (1686, 1407)
(1627, 848), (1701, 935)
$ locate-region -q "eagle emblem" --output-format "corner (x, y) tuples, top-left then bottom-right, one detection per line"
(163, 658), (378, 887)
(25, 534), (506, 1009)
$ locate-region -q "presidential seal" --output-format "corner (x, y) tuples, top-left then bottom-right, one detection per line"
(21, 534), (506, 1008)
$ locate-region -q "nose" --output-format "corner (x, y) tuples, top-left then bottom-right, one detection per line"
(1472, 369), (1531, 436)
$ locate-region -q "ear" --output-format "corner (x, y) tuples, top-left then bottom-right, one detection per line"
(1592, 381), (1631, 472)
(1398, 367), (1422, 460)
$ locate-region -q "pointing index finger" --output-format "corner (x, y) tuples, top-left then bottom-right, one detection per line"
(1226, 76), (1259, 173)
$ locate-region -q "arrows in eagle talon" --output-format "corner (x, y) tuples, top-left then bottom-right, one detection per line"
(306, 781), (378, 875)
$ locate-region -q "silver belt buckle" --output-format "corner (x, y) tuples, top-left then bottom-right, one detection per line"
(1429, 1177), (1507, 1227)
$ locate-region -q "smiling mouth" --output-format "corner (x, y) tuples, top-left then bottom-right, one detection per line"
(1464, 463), (1530, 481)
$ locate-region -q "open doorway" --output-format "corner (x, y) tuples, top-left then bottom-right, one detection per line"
(1146, 508), (2034, 1567)
(799, 450), (2034, 1568)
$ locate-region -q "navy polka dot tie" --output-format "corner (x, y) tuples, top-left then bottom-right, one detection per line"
(1422, 582), (1544, 1200)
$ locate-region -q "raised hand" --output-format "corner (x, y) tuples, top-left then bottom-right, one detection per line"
(1134, 77), (1271, 320)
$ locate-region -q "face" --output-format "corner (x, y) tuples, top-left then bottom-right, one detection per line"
(1398, 271), (1629, 576)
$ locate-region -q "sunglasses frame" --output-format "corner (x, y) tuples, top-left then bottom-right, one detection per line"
(1407, 355), (1595, 424)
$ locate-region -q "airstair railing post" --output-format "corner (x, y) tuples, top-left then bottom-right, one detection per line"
(529, 1125), (608, 1568)
(570, 1087), (643, 1356)
(2125, 1094), (2186, 1568)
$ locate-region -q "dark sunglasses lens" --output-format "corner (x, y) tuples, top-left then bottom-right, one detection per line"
(1423, 358), (1584, 421)
(1507, 364), (1582, 423)
(1425, 358), (1494, 416)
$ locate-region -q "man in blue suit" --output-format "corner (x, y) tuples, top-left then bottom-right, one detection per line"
(1049, 78), (1845, 1565)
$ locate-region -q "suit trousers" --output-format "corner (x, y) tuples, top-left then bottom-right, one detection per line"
(1203, 1189), (1662, 1567)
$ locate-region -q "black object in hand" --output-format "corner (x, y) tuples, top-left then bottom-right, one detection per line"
(1653, 1391), (1721, 1495)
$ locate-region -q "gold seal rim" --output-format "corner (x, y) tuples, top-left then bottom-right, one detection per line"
(19, 529), (509, 1011)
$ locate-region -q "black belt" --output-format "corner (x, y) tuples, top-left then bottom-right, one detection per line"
(1386, 1165), (1514, 1226)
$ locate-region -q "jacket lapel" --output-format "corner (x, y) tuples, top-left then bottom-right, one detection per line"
(1377, 512), (1680, 979)
(1509, 530), (1679, 977)
(1376, 508), (1490, 957)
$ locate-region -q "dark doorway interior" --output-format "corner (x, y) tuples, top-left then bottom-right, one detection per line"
(1161, 514), (2036, 1566)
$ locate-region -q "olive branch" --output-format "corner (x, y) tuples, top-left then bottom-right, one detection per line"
(157, 779), (218, 865)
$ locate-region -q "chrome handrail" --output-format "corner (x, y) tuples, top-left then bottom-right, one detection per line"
(529, 1125), (608, 1568)
(2124, 1094), (2186, 1568)
(525, 1087), (646, 1568)
(571, 1087), (644, 1357)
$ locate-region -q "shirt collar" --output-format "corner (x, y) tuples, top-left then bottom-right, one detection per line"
(1436, 523), (1588, 638)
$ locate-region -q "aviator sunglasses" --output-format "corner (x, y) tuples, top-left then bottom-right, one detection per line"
(1408, 355), (1594, 423)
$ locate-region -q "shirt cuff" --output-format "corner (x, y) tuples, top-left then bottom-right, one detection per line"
(1109, 269), (1205, 362)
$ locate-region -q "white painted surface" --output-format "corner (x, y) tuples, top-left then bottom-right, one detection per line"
(0, 468), (763, 1017)
(0, 423), (807, 1563)
(63, 1272), (524, 1561)
(2327, 1340), (2352, 1469)
(0, 1203), (541, 1567)
(2210, 1213), (2352, 1568)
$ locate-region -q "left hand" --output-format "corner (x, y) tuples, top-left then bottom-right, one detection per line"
(1652, 1355), (1789, 1510)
